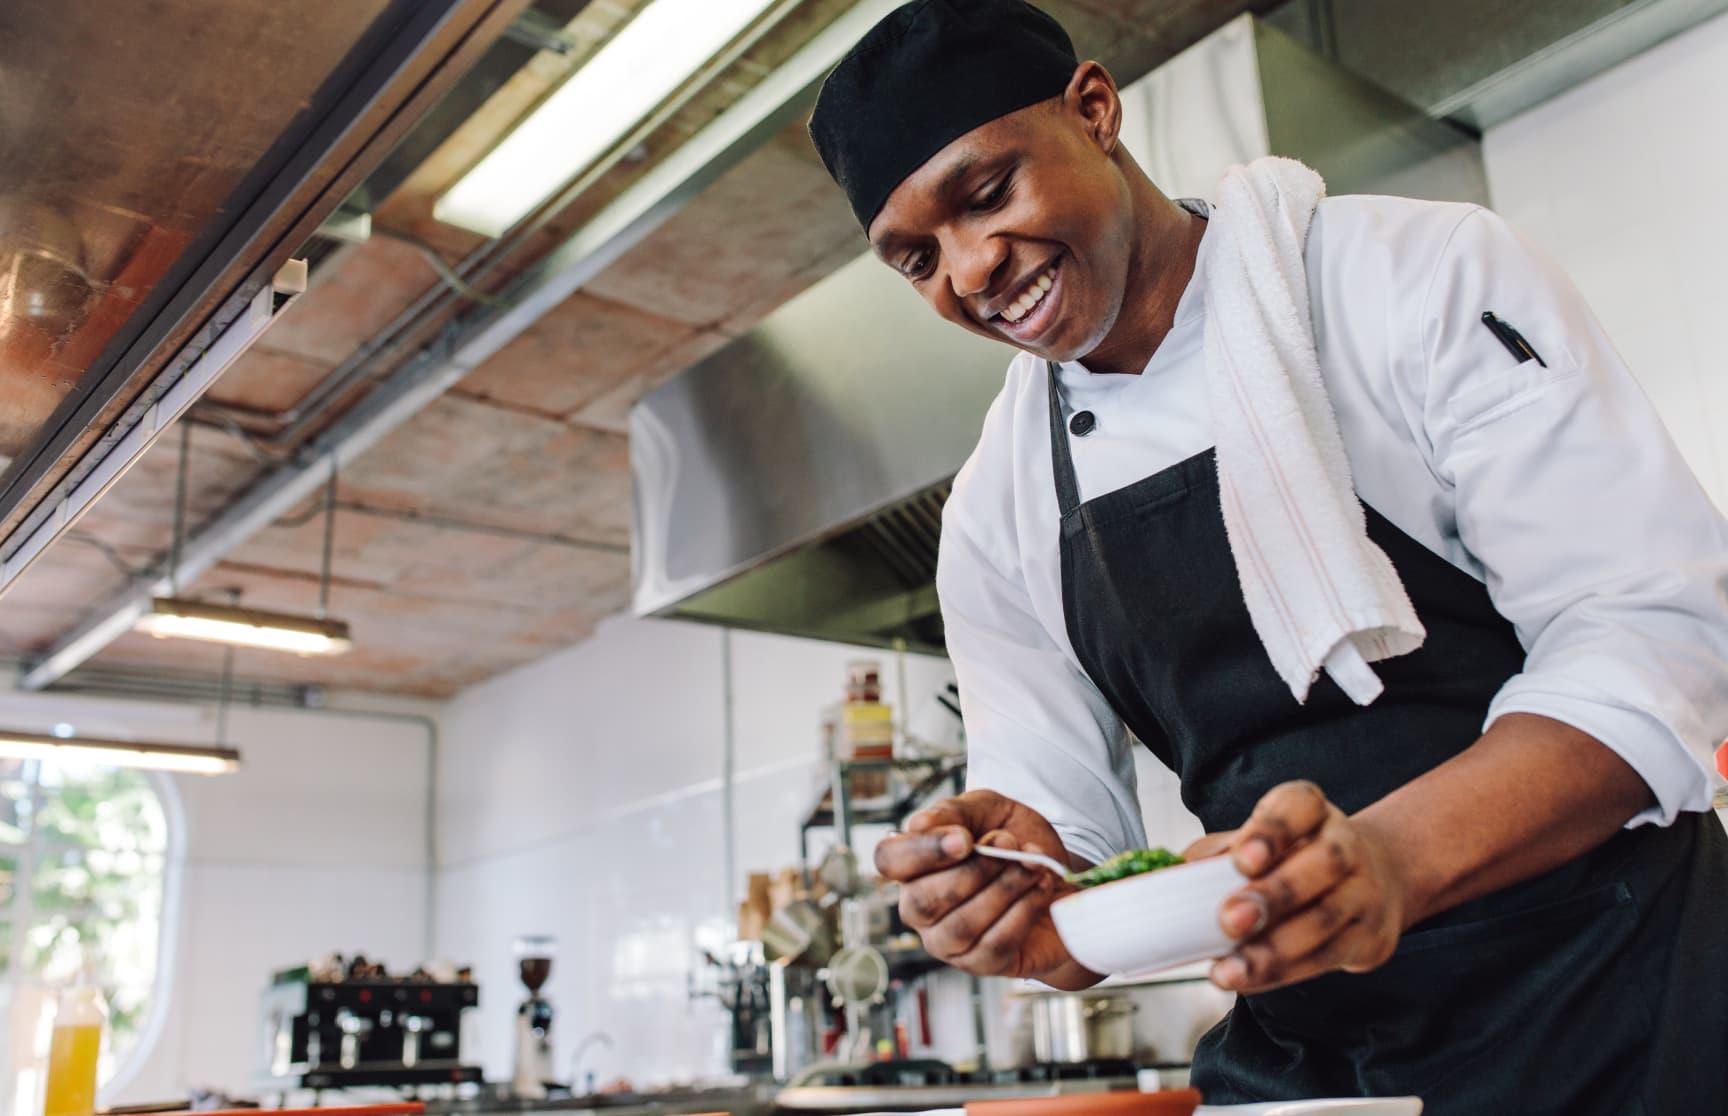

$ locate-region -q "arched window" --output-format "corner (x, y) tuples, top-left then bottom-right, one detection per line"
(2, 754), (175, 1110)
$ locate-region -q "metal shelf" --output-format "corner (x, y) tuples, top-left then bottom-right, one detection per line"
(799, 756), (964, 831)
(797, 755), (966, 869)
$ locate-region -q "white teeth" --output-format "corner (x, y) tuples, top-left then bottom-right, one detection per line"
(1000, 266), (1057, 325)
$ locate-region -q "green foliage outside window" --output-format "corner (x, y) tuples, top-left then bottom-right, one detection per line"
(2, 756), (169, 1085)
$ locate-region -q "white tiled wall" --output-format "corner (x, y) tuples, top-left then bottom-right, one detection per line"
(432, 614), (1205, 1086)
(433, 617), (958, 1085)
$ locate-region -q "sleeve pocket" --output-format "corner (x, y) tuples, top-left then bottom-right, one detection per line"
(1445, 351), (1581, 433)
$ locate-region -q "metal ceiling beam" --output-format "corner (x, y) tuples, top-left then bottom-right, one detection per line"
(0, 0), (530, 590)
(0, 264), (306, 597)
(20, 0), (910, 692)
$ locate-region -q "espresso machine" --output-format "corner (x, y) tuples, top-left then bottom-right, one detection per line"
(255, 955), (482, 1092)
(510, 935), (558, 1098)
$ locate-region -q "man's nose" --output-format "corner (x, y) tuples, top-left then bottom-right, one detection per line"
(947, 236), (1007, 303)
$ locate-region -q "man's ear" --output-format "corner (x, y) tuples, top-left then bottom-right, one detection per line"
(1065, 60), (1122, 156)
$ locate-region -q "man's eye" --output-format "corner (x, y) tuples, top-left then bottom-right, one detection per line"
(973, 176), (1011, 211)
(905, 251), (933, 279)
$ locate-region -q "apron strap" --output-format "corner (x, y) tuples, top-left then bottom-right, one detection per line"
(1046, 361), (1083, 518)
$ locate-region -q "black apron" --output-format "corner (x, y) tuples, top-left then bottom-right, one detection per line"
(1043, 362), (1728, 1114)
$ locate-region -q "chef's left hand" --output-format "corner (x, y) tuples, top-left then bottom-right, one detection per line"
(1186, 780), (1413, 995)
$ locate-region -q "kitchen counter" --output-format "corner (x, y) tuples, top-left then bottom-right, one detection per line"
(416, 1072), (1186, 1116)
(774, 1076), (1140, 1111)
(423, 1087), (775, 1116)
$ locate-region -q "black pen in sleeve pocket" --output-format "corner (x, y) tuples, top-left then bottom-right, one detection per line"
(1481, 311), (1547, 367)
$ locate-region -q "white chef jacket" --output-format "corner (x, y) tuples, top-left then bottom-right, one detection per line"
(937, 193), (1728, 867)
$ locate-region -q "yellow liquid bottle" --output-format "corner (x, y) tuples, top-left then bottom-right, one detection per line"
(42, 987), (106, 1116)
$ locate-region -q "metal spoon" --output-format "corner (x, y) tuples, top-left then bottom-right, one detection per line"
(973, 843), (1074, 879)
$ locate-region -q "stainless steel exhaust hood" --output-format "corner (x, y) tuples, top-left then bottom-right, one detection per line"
(629, 15), (1500, 651)
(630, 248), (1003, 651)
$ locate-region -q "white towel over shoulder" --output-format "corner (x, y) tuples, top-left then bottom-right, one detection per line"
(1203, 156), (1424, 705)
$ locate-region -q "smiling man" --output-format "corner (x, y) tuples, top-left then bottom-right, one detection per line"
(807, 1), (1728, 1112)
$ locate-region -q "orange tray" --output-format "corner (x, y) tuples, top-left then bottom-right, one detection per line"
(967, 1089), (1204, 1116)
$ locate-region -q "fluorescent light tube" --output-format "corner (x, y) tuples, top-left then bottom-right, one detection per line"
(435, 0), (780, 236)
(135, 598), (352, 656)
(0, 731), (239, 776)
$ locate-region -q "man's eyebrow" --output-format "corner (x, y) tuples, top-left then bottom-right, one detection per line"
(937, 152), (985, 198)
(872, 228), (913, 260)
(871, 149), (1017, 258)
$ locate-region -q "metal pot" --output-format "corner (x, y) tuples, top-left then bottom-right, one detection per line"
(761, 899), (836, 967)
(1029, 994), (1139, 1063)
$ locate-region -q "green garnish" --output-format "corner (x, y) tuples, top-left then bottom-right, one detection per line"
(1068, 847), (1185, 888)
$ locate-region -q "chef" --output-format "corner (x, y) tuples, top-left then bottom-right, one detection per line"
(806, 1), (1728, 1111)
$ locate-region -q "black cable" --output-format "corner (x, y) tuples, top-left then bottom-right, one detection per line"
(375, 227), (505, 305)
(191, 407), (294, 464)
(63, 533), (143, 581)
(216, 644), (235, 745)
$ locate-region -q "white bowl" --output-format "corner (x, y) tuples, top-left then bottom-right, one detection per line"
(1051, 855), (1247, 977)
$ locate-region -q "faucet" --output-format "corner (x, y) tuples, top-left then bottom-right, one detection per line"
(568, 1030), (615, 1094)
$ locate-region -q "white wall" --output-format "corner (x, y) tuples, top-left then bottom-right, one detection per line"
(1482, 9), (1728, 823)
(0, 685), (437, 1107)
(1482, 10), (1728, 511)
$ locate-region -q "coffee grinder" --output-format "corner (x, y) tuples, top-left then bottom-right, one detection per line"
(510, 935), (557, 1097)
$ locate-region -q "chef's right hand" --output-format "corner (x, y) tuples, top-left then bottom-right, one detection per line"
(874, 789), (1100, 988)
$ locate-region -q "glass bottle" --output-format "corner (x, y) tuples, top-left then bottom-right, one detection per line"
(42, 985), (106, 1116)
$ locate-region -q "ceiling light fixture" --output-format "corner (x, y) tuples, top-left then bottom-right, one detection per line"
(135, 598), (352, 656)
(0, 731), (239, 776)
(434, 0), (785, 237)
(136, 437), (352, 656)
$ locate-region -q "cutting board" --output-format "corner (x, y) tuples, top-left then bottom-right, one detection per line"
(859, 1099), (1421, 1116)
(966, 1090), (1203, 1114)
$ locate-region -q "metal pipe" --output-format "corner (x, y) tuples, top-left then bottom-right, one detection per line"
(19, 2), (899, 692)
(970, 973), (992, 1072)
(318, 458), (337, 619)
(829, 757), (853, 855)
(893, 637), (909, 748)
(721, 627), (737, 921)
(272, 499), (628, 554)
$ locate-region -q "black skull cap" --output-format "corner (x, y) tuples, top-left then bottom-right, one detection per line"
(808, 0), (1078, 232)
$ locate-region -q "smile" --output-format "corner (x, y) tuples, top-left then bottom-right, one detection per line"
(999, 262), (1057, 323)
(992, 257), (1063, 343)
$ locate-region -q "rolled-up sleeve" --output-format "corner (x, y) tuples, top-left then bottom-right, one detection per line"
(937, 503), (1146, 865)
(1421, 208), (1728, 826)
